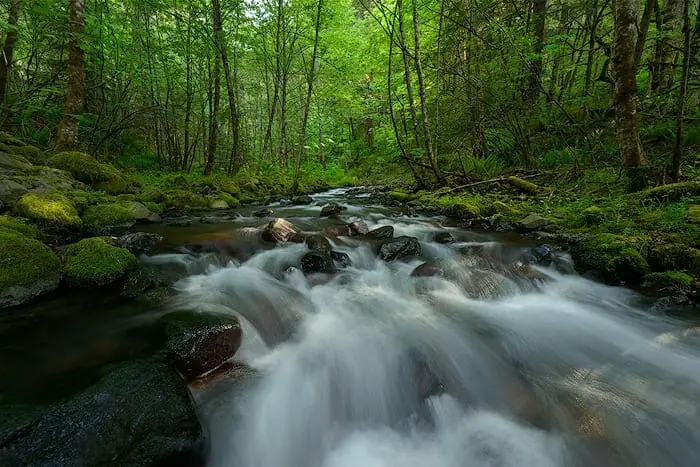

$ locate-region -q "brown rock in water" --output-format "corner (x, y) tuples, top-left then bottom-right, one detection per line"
(346, 220), (369, 236)
(301, 250), (337, 274)
(306, 234), (332, 252)
(411, 262), (444, 278)
(262, 218), (298, 243)
(367, 225), (394, 240)
(379, 236), (421, 261)
(320, 203), (347, 217)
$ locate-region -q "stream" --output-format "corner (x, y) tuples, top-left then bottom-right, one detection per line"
(3, 187), (700, 466)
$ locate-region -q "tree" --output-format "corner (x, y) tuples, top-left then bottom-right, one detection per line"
(671, 0), (691, 181)
(57, 0), (86, 148)
(0, 0), (20, 107)
(527, 0), (546, 100)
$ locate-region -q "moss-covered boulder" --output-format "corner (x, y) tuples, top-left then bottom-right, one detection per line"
(572, 234), (650, 286)
(0, 152), (32, 171)
(63, 238), (137, 287)
(217, 191), (240, 208)
(217, 180), (240, 196)
(443, 201), (480, 219)
(581, 206), (604, 226)
(648, 243), (700, 275)
(6, 145), (44, 164)
(46, 152), (136, 195)
(209, 199), (229, 210)
(0, 179), (28, 204)
(15, 192), (81, 229)
(162, 190), (209, 211)
(0, 229), (61, 308)
(643, 181), (700, 202)
(387, 191), (417, 203)
(643, 271), (694, 293)
(508, 176), (539, 194)
(687, 205), (700, 224)
(0, 215), (38, 238)
(82, 203), (135, 227)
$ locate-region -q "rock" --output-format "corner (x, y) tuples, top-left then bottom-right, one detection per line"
(643, 181), (700, 202)
(643, 271), (694, 295)
(161, 311), (243, 381)
(571, 234), (649, 286)
(0, 215), (38, 237)
(320, 203), (346, 217)
(434, 231), (455, 244)
(119, 232), (164, 255)
(0, 152), (32, 171)
(0, 229), (62, 308)
(367, 225), (394, 240)
(520, 244), (554, 266)
(46, 151), (136, 195)
(510, 265), (553, 285)
(0, 179), (27, 204)
(209, 199), (229, 210)
(649, 243), (700, 275)
(0, 358), (203, 466)
(518, 213), (550, 231)
(301, 250), (337, 274)
(346, 220), (369, 236)
(379, 236), (421, 261)
(262, 218), (298, 243)
(15, 192), (81, 229)
(126, 201), (161, 223)
(330, 250), (352, 268)
(200, 214), (240, 224)
(443, 202), (480, 219)
(165, 217), (192, 227)
(687, 205), (700, 224)
(306, 234), (331, 252)
(253, 208), (273, 217)
(63, 238), (138, 287)
(291, 195), (313, 205)
(411, 262), (444, 277)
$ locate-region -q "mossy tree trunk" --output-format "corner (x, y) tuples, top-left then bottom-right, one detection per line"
(671, 0), (691, 182)
(57, 0), (86, 149)
(0, 0), (20, 108)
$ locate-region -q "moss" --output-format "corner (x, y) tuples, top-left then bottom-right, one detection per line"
(643, 271), (694, 292)
(649, 243), (700, 275)
(47, 151), (135, 195)
(643, 181), (700, 202)
(0, 215), (39, 238)
(0, 131), (26, 146)
(687, 205), (700, 224)
(217, 180), (240, 196)
(508, 176), (539, 194)
(581, 206), (604, 226)
(491, 200), (517, 214)
(0, 228), (61, 306)
(572, 233), (650, 285)
(116, 194), (137, 202)
(15, 192), (81, 228)
(162, 190), (209, 210)
(443, 201), (480, 219)
(387, 191), (417, 203)
(7, 145), (44, 164)
(63, 238), (137, 287)
(82, 204), (136, 227)
(141, 189), (166, 203)
(144, 201), (164, 214)
(217, 192), (239, 208)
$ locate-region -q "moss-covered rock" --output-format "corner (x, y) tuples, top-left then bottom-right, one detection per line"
(648, 243), (700, 275)
(643, 181), (700, 202)
(47, 152), (136, 195)
(0, 215), (39, 238)
(217, 180), (240, 196)
(491, 200), (518, 214)
(572, 234), (650, 285)
(687, 205), (700, 224)
(209, 199), (229, 210)
(387, 191), (417, 203)
(0, 228), (62, 307)
(581, 206), (604, 226)
(15, 192), (81, 228)
(162, 190), (209, 210)
(217, 191), (239, 208)
(508, 176), (539, 194)
(82, 203), (135, 227)
(643, 271), (694, 293)
(63, 237), (137, 287)
(443, 201), (480, 219)
(0, 131), (26, 146)
(144, 201), (164, 214)
(4, 145), (44, 164)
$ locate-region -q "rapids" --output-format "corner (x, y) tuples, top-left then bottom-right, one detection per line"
(171, 188), (700, 467)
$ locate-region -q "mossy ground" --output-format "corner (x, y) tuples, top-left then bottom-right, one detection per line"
(82, 204), (136, 226)
(15, 192), (81, 228)
(47, 152), (137, 195)
(63, 238), (137, 287)
(0, 215), (39, 238)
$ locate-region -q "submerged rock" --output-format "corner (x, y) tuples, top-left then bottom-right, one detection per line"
(291, 195), (313, 205)
(520, 244), (554, 266)
(320, 203), (346, 217)
(330, 250), (352, 268)
(0, 358), (203, 466)
(346, 220), (369, 236)
(306, 234), (331, 252)
(367, 225), (394, 240)
(434, 231), (455, 244)
(162, 311), (243, 382)
(301, 250), (337, 274)
(411, 262), (444, 277)
(253, 207), (274, 217)
(262, 218), (299, 243)
(379, 236), (421, 261)
(119, 232), (164, 255)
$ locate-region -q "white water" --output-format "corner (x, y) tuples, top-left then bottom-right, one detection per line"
(174, 188), (700, 467)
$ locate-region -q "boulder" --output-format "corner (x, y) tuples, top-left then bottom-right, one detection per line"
(687, 205), (700, 224)
(346, 220), (369, 236)
(379, 236), (421, 261)
(0, 229), (62, 308)
(571, 234), (649, 286)
(434, 231), (455, 244)
(15, 192), (81, 229)
(46, 151), (136, 195)
(411, 262), (444, 278)
(165, 217), (193, 227)
(125, 201), (162, 223)
(253, 208), (274, 217)
(520, 244), (554, 266)
(0, 179), (27, 204)
(262, 218), (298, 243)
(320, 203), (346, 217)
(301, 251), (337, 274)
(330, 251), (352, 268)
(291, 195), (313, 205)
(209, 199), (229, 210)
(367, 225), (394, 240)
(161, 311), (243, 381)
(63, 238), (138, 287)
(306, 234), (331, 252)
(0, 358), (203, 466)
(518, 213), (550, 231)
(0, 152), (32, 171)
(119, 232), (164, 255)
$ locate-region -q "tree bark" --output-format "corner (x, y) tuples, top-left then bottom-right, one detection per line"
(396, 0), (420, 149)
(613, 0), (645, 188)
(262, 0), (283, 159)
(671, 0), (690, 181)
(584, 0), (600, 95)
(57, 0), (86, 149)
(0, 0), (20, 107)
(527, 0), (546, 99)
(635, 0), (657, 69)
(411, 0), (442, 182)
(205, 53), (221, 176)
(650, 0), (683, 92)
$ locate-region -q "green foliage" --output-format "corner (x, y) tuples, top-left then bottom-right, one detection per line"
(462, 154), (504, 179)
(0, 228), (61, 298)
(580, 206), (604, 226)
(649, 244), (700, 275)
(15, 192), (82, 228)
(63, 238), (137, 287)
(82, 204), (135, 226)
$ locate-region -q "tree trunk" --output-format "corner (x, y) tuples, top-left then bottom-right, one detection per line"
(527, 0), (546, 99)
(671, 0), (691, 181)
(294, 0), (323, 193)
(397, 0), (420, 149)
(205, 54), (221, 176)
(635, 0), (657, 69)
(0, 0), (20, 107)
(650, 0), (683, 92)
(584, 0), (600, 95)
(262, 0), (283, 159)
(411, 0), (442, 182)
(613, 0), (645, 189)
(57, 0), (86, 149)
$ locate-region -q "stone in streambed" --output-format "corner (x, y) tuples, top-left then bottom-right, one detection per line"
(434, 231), (455, 244)
(63, 237), (137, 287)
(379, 236), (421, 261)
(306, 234), (331, 252)
(411, 262), (444, 277)
(119, 232), (164, 255)
(367, 225), (394, 240)
(253, 207), (274, 217)
(518, 213), (550, 231)
(161, 311), (243, 382)
(0, 358), (203, 466)
(291, 195), (313, 205)
(331, 250), (352, 268)
(346, 220), (369, 236)
(262, 218), (299, 243)
(320, 203), (346, 217)
(301, 250), (337, 274)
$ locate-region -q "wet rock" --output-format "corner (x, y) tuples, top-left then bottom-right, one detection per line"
(411, 262), (444, 277)
(126, 201), (162, 223)
(161, 311), (243, 382)
(331, 250), (352, 268)
(510, 265), (553, 285)
(119, 232), (164, 255)
(346, 220), (369, 236)
(291, 195), (313, 205)
(301, 250), (337, 274)
(379, 236), (421, 261)
(520, 244), (554, 266)
(518, 213), (550, 231)
(320, 203), (346, 217)
(262, 218), (298, 243)
(200, 214), (240, 224)
(0, 358), (203, 466)
(367, 225), (394, 240)
(434, 231), (455, 244)
(165, 217), (192, 227)
(306, 234), (331, 252)
(253, 208), (274, 217)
